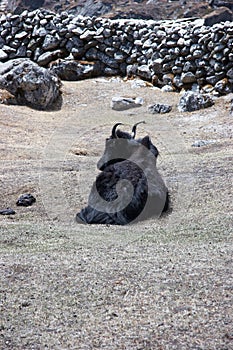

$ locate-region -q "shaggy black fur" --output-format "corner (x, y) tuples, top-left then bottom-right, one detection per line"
(76, 123), (169, 225)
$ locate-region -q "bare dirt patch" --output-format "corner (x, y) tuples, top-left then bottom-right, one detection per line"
(0, 79), (232, 349)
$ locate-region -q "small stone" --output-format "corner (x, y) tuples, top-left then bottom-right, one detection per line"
(15, 45), (27, 58)
(173, 75), (183, 88)
(177, 37), (185, 46)
(227, 68), (233, 79)
(0, 49), (8, 60)
(0, 208), (16, 215)
(163, 73), (174, 85)
(114, 52), (125, 62)
(172, 66), (182, 74)
(130, 79), (147, 88)
(181, 72), (197, 84)
(16, 193), (36, 207)
(206, 75), (219, 85)
(148, 103), (172, 114)
(97, 52), (119, 69)
(161, 85), (175, 92)
(192, 140), (216, 147)
(137, 65), (152, 80)
(37, 50), (65, 66)
(126, 64), (138, 77)
(15, 31), (28, 40)
(80, 30), (96, 41)
(202, 84), (215, 93)
(151, 58), (163, 75)
(32, 26), (47, 37)
(42, 34), (60, 50)
(215, 78), (231, 95)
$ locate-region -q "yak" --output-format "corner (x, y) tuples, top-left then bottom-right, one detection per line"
(76, 122), (169, 225)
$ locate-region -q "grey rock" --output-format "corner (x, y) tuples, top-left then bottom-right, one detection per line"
(178, 91), (214, 112)
(206, 75), (219, 85)
(103, 28), (111, 38)
(37, 50), (66, 66)
(204, 7), (232, 26)
(9, 39), (21, 49)
(28, 38), (39, 50)
(192, 50), (203, 58)
(163, 73), (174, 85)
(15, 31), (28, 40)
(163, 61), (175, 72)
(0, 58), (62, 110)
(111, 96), (144, 111)
(97, 52), (119, 69)
(2, 44), (15, 54)
(71, 47), (86, 59)
(137, 65), (152, 80)
(105, 47), (115, 57)
(0, 49), (8, 60)
(173, 74), (183, 88)
(103, 67), (119, 76)
(15, 45), (27, 58)
(148, 103), (172, 114)
(33, 47), (43, 61)
(80, 30), (96, 41)
(181, 72), (197, 84)
(161, 85), (175, 92)
(42, 34), (60, 50)
(0, 208), (16, 215)
(32, 26), (47, 37)
(172, 66), (183, 74)
(192, 140), (216, 147)
(126, 64), (138, 77)
(113, 52), (125, 62)
(66, 36), (84, 52)
(227, 68), (233, 79)
(49, 59), (103, 80)
(151, 58), (163, 75)
(16, 193), (36, 207)
(214, 78), (231, 94)
(85, 47), (98, 60)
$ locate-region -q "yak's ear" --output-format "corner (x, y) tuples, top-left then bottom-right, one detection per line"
(141, 135), (151, 149)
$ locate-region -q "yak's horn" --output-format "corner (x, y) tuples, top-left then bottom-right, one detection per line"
(111, 123), (123, 138)
(131, 121), (146, 138)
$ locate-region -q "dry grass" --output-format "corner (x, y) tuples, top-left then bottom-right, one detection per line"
(0, 79), (232, 349)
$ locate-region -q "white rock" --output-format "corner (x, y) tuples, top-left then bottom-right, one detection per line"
(111, 96), (144, 111)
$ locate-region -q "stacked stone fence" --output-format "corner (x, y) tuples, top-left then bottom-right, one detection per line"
(0, 9), (233, 94)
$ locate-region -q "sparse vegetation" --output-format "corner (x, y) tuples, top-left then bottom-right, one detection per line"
(0, 79), (232, 349)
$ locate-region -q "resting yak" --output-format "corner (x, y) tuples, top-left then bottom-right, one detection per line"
(76, 122), (169, 225)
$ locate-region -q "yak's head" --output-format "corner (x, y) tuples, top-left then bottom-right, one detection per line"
(97, 122), (159, 171)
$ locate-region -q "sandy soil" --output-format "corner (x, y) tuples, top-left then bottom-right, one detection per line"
(0, 78), (232, 349)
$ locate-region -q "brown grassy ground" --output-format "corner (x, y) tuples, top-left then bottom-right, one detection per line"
(0, 78), (232, 349)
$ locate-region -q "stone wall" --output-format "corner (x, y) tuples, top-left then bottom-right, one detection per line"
(0, 9), (233, 94)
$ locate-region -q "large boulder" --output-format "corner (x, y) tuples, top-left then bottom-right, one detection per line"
(0, 58), (62, 110)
